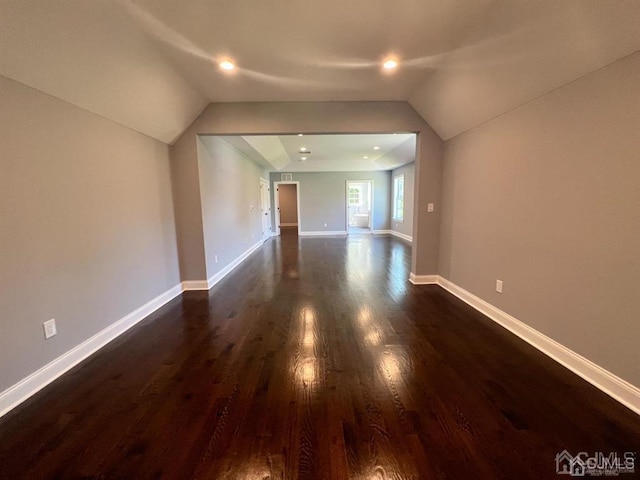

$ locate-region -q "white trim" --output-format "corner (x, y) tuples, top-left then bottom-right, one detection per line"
(299, 230), (347, 236)
(207, 240), (263, 289)
(436, 276), (640, 416)
(279, 223), (298, 227)
(0, 284), (183, 418)
(390, 230), (413, 243)
(409, 273), (438, 284)
(182, 280), (209, 291)
(259, 177), (272, 242)
(0, 237), (271, 419)
(371, 230), (413, 243)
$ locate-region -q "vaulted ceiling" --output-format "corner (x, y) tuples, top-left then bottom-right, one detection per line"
(1, 1), (639, 144)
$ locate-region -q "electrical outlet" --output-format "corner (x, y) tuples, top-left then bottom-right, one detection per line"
(43, 319), (57, 339)
(427, 203), (435, 213)
(496, 279), (503, 294)
(214, 254), (218, 263)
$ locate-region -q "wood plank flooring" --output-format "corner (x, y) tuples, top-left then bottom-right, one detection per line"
(1, 231), (639, 479)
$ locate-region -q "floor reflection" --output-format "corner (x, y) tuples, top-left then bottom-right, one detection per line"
(379, 351), (403, 383)
(292, 305), (320, 390)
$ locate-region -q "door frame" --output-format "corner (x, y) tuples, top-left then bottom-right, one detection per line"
(345, 180), (374, 234)
(259, 177), (272, 241)
(273, 181), (301, 235)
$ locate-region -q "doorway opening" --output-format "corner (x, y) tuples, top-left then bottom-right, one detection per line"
(346, 180), (373, 235)
(274, 181), (300, 236)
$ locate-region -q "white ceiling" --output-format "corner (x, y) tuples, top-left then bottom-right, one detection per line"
(1, 1), (639, 143)
(211, 134), (416, 172)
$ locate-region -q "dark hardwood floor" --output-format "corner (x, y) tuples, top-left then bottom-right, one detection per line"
(1, 231), (639, 479)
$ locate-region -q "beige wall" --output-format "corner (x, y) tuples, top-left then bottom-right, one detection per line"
(170, 102), (443, 280)
(277, 184), (298, 225)
(0, 75), (181, 392)
(198, 137), (264, 279)
(439, 52), (640, 386)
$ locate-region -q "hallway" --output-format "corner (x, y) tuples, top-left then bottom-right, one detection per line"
(1, 232), (638, 479)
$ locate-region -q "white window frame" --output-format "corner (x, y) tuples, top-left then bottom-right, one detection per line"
(348, 186), (361, 206)
(392, 174), (405, 222)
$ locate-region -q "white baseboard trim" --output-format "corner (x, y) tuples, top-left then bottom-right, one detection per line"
(371, 230), (413, 243)
(279, 223), (298, 227)
(437, 276), (640, 416)
(0, 284), (183, 419)
(409, 273), (439, 284)
(1, 238), (271, 419)
(181, 280), (209, 291)
(390, 230), (413, 243)
(299, 230), (347, 236)
(207, 240), (263, 289)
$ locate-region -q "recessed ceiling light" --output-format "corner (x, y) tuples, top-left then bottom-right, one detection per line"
(299, 147), (306, 151)
(373, 146), (380, 150)
(363, 156), (369, 159)
(383, 59), (398, 70)
(298, 133), (304, 136)
(219, 60), (235, 71)
(301, 157), (307, 161)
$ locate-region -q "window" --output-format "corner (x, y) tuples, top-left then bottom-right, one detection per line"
(348, 187), (361, 206)
(393, 175), (404, 221)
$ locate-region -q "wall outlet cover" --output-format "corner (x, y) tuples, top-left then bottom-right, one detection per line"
(43, 319), (57, 339)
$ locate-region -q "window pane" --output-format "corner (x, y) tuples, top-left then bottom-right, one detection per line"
(348, 187), (360, 205)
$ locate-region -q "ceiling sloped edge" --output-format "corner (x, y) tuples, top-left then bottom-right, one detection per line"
(241, 136), (291, 171)
(375, 136), (417, 170)
(173, 101), (444, 156)
(0, 0), (208, 145)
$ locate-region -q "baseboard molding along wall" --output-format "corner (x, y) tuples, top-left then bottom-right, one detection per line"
(1, 239), (266, 419)
(299, 230), (347, 236)
(206, 240), (263, 289)
(0, 284), (183, 418)
(373, 230), (413, 243)
(408, 274), (640, 416)
(390, 230), (413, 243)
(181, 280), (208, 291)
(4, 246), (638, 419)
(409, 273), (438, 284)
